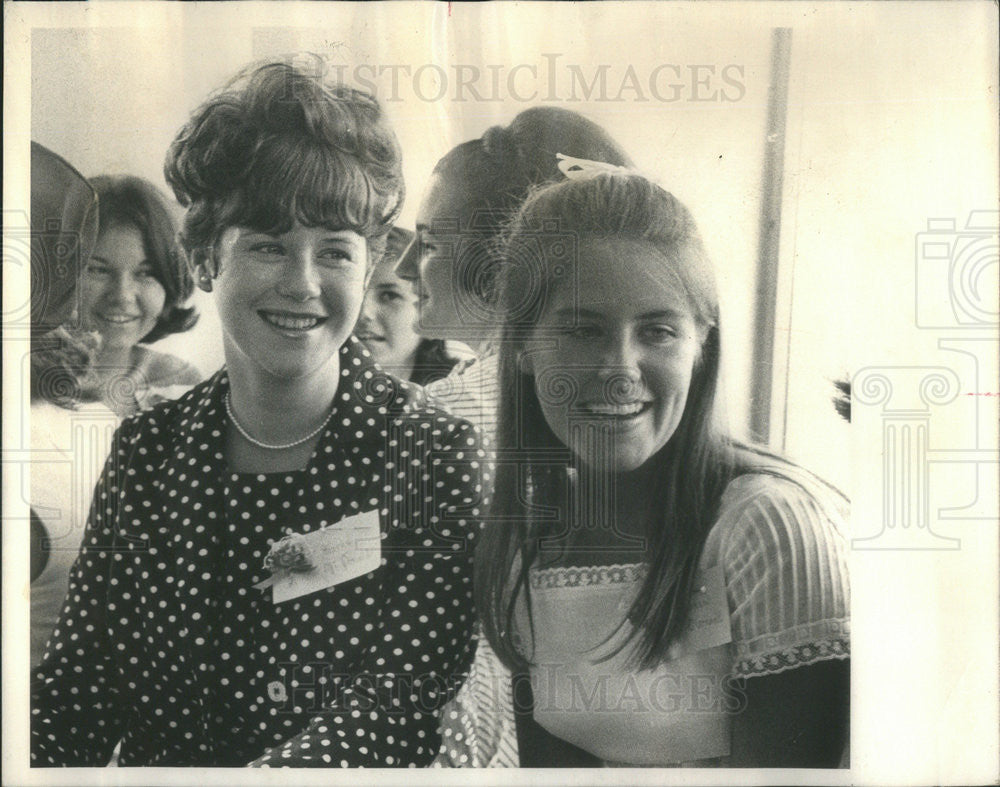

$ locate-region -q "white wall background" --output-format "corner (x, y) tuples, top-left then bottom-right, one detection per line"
(29, 5), (773, 444)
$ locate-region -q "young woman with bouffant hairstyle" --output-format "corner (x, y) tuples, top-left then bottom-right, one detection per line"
(32, 58), (486, 768)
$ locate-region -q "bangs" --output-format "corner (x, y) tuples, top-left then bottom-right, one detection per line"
(221, 138), (402, 238)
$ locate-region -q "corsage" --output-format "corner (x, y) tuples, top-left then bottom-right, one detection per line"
(254, 533), (316, 590)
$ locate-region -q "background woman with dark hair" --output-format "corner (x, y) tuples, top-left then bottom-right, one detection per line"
(28, 142), (116, 668)
(461, 170), (850, 767)
(31, 59), (485, 767)
(395, 106), (634, 435)
(394, 107), (635, 767)
(81, 175), (201, 415)
(357, 226), (472, 386)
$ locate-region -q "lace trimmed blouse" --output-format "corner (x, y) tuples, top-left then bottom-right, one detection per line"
(434, 469), (850, 767)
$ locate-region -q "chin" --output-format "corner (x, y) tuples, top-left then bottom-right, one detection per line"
(416, 307), (461, 339)
(570, 442), (659, 475)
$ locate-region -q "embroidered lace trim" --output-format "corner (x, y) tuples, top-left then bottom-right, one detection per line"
(529, 563), (646, 589)
(734, 637), (850, 677)
(734, 617), (850, 658)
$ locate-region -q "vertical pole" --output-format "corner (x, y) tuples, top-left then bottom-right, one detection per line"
(749, 28), (793, 445)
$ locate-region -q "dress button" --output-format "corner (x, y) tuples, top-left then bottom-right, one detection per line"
(267, 681), (288, 702)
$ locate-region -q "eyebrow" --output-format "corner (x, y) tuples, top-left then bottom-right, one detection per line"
(244, 231), (359, 244)
(551, 307), (687, 321)
(89, 255), (151, 266)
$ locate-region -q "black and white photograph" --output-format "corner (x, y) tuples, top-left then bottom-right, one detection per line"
(3, 2), (997, 784)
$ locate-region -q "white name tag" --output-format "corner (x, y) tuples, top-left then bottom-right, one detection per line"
(667, 564), (733, 659)
(270, 510), (382, 604)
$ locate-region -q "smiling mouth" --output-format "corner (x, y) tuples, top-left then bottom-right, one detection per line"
(259, 311), (327, 332)
(574, 402), (652, 419)
(98, 313), (141, 325)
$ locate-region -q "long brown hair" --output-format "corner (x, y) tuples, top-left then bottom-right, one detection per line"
(476, 173), (737, 671)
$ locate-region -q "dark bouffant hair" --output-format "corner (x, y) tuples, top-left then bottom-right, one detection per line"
(428, 107), (634, 305)
(164, 57), (404, 270)
(89, 175), (198, 344)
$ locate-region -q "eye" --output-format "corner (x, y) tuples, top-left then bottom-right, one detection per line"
(136, 267), (158, 280)
(247, 242), (285, 256)
(316, 247), (355, 265)
(639, 324), (679, 344)
(85, 262), (111, 276)
(377, 289), (404, 304)
(565, 325), (602, 341)
(420, 235), (442, 254)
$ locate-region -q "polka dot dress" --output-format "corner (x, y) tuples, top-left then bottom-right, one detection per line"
(31, 338), (487, 767)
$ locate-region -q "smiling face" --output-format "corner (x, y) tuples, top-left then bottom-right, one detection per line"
(81, 224), (166, 357)
(397, 171), (494, 341)
(356, 252), (423, 377)
(210, 223), (368, 381)
(527, 237), (704, 474)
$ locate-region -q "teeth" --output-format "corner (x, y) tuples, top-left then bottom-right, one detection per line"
(101, 314), (138, 324)
(580, 402), (647, 416)
(263, 313), (321, 330)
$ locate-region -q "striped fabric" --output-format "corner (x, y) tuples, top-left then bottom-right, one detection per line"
(706, 472), (851, 677)
(425, 353), (500, 442)
(426, 353), (515, 766)
(434, 638), (519, 767)
(434, 470), (850, 767)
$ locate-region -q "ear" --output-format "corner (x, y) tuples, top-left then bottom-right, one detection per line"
(188, 249), (214, 293)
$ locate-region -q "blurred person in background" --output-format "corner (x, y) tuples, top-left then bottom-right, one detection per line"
(80, 175), (201, 415)
(394, 106), (634, 767)
(356, 226), (471, 386)
(28, 141), (111, 668)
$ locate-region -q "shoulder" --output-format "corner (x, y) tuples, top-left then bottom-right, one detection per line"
(705, 470), (848, 569)
(426, 354), (497, 398)
(115, 373), (218, 448)
(134, 346), (203, 386)
(424, 354), (499, 435)
(389, 375), (483, 450)
(703, 470), (850, 674)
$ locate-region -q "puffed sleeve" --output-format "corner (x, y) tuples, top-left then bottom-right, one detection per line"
(30, 416), (139, 765)
(250, 417), (487, 767)
(714, 473), (850, 678)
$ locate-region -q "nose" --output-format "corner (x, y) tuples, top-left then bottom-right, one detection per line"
(108, 273), (137, 306)
(358, 290), (378, 323)
(393, 235), (420, 282)
(277, 252), (322, 301)
(596, 334), (642, 389)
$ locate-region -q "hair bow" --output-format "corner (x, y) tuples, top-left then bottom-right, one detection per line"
(556, 153), (629, 181)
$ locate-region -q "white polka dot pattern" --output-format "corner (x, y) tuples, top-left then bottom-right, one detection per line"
(31, 338), (488, 767)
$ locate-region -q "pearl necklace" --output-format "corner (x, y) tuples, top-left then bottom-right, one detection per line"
(224, 391), (334, 450)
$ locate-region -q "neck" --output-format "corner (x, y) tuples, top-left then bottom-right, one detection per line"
(567, 457), (661, 546)
(225, 355), (341, 446)
(94, 343), (137, 375)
